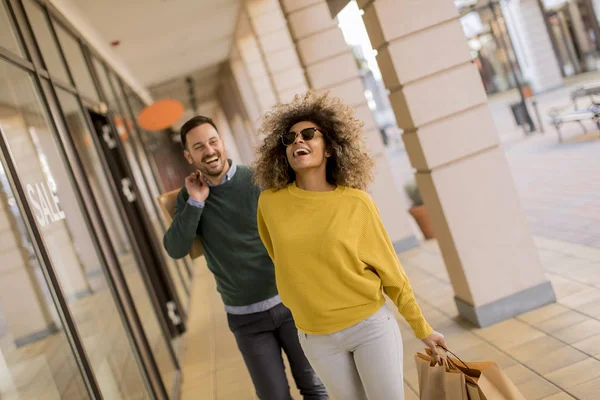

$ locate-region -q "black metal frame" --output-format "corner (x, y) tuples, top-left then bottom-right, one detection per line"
(1, 0), (191, 398)
(102, 64), (193, 291)
(113, 76), (193, 283)
(2, 1), (102, 398)
(34, 1), (169, 396)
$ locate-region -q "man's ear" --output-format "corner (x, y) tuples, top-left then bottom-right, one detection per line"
(183, 150), (193, 165)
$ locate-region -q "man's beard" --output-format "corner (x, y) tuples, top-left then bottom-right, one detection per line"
(194, 152), (226, 177)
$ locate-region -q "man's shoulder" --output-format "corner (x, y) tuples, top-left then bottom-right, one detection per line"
(235, 164), (254, 176)
(230, 165), (259, 189)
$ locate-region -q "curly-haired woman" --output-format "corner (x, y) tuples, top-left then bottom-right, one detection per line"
(254, 91), (447, 399)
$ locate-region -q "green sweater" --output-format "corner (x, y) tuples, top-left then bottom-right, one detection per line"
(163, 166), (277, 306)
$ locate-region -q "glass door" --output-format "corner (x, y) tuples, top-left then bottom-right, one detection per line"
(85, 109), (187, 338)
(0, 156), (89, 400)
(52, 87), (180, 399)
(0, 59), (150, 399)
(95, 60), (192, 304)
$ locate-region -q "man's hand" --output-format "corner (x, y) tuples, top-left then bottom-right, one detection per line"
(185, 170), (209, 202)
(421, 331), (447, 365)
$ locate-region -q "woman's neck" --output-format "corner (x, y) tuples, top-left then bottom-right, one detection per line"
(295, 170), (336, 192)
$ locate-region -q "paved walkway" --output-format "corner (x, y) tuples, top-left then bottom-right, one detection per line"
(180, 238), (600, 399)
(178, 76), (600, 399)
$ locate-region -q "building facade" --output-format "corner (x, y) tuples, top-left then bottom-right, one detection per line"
(0, 0), (559, 399)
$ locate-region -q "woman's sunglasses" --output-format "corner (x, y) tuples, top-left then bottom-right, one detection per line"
(281, 127), (323, 146)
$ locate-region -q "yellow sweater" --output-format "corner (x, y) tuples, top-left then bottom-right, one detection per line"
(257, 183), (433, 339)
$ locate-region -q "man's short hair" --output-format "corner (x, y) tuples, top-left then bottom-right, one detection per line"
(180, 116), (218, 148)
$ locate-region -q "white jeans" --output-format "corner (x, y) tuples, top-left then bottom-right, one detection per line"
(298, 305), (404, 400)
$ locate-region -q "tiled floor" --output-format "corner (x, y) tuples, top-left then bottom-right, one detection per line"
(180, 237), (600, 399)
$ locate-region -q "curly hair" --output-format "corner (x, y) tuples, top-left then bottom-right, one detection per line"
(253, 90), (375, 191)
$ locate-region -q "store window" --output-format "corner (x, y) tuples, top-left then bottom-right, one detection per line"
(54, 87), (178, 399)
(0, 61), (148, 398)
(90, 57), (117, 108)
(21, 0), (71, 85)
(103, 74), (191, 312)
(0, 159), (88, 399)
(0, 0), (24, 57)
(52, 22), (99, 102)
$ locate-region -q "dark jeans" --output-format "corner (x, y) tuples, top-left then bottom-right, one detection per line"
(227, 303), (329, 400)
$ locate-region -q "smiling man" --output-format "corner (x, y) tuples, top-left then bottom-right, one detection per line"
(163, 116), (328, 400)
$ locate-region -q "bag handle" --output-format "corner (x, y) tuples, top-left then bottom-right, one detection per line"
(439, 346), (482, 378)
(425, 346), (481, 377)
(438, 346), (469, 370)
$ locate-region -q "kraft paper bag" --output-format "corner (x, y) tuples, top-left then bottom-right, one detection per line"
(450, 360), (526, 400)
(416, 349), (526, 400)
(414, 352), (468, 400)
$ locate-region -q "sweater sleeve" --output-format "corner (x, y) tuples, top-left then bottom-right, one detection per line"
(163, 187), (204, 259)
(357, 197), (433, 339)
(257, 194), (274, 261)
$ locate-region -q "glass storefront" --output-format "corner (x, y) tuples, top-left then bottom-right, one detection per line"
(460, 3), (525, 95)
(542, 0), (600, 76)
(459, 0), (600, 95)
(0, 0), (191, 398)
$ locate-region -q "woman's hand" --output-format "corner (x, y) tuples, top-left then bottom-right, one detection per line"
(421, 331), (447, 365)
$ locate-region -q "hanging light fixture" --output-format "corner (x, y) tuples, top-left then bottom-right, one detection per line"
(137, 99), (185, 131)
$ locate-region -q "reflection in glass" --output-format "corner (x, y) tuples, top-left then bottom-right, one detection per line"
(103, 75), (190, 314)
(0, 61), (148, 398)
(119, 83), (192, 309)
(53, 23), (99, 102)
(0, 162), (88, 400)
(55, 88), (178, 398)
(92, 57), (116, 107)
(22, 0), (71, 84)
(0, 0), (24, 56)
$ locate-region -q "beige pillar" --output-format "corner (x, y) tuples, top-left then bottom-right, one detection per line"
(502, 0), (563, 92)
(592, 0), (600, 26)
(568, 0), (593, 57)
(235, 9), (278, 116)
(358, 0), (554, 327)
(246, 0), (309, 103)
(213, 106), (244, 165)
(280, 0), (418, 252)
(220, 55), (263, 163)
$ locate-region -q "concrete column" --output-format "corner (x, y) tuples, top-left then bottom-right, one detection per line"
(219, 59), (262, 164)
(502, 0), (564, 92)
(235, 9), (279, 116)
(246, 0), (309, 103)
(212, 106), (244, 165)
(229, 47), (262, 128)
(592, 0), (600, 26)
(280, 0), (419, 253)
(359, 0), (555, 327)
(568, 0), (593, 57)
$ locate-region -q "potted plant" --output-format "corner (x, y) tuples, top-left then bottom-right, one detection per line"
(404, 180), (435, 239)
(521, 80), (533, 99)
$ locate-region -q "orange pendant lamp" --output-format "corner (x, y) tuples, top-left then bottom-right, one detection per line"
(137, 99), (184, 131)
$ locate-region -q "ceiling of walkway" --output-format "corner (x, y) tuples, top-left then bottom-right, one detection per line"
(72, 0), (244, 107)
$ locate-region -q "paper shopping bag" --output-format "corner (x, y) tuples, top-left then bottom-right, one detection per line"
(414, 352), (469, 400)
(418, 348), (526, 400)
(448, 359), (526, 400)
